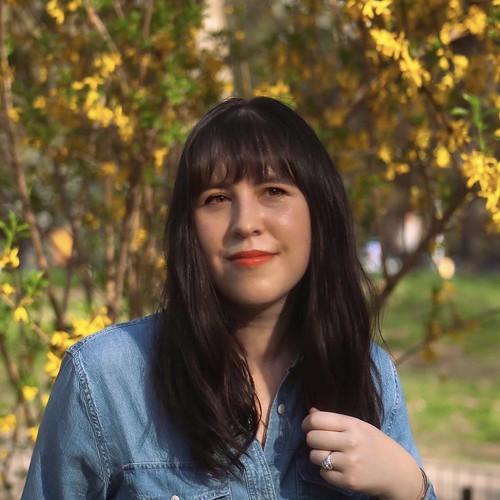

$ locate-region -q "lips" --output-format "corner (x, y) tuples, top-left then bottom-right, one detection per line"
(228, 250), (276, 267)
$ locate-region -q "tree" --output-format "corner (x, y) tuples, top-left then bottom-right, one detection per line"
(0, 0), (225, 490)
(223, 0), (499, 347)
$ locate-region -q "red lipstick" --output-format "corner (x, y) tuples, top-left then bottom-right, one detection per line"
(228, 250), (276, 267)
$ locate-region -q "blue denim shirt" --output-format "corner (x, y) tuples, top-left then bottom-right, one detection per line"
(23, 315), (436, 499)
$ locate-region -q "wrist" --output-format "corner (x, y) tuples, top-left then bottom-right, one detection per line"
(379, 460), (426, 500)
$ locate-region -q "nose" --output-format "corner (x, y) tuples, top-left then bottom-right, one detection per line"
(229, 196), (263, 238)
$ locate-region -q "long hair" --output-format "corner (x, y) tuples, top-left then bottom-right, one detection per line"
(152, 96), (382, 476)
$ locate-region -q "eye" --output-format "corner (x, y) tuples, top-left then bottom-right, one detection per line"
(204, 193), (229, 205)
(264, 187), (287, 197)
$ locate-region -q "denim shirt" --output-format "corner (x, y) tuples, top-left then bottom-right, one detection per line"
(23, 315), (436, 499)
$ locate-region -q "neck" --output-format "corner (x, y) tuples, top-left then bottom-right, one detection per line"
(230, 298), (297, 368)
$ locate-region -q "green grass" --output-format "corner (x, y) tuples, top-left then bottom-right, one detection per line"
(379, 269), (500, 463)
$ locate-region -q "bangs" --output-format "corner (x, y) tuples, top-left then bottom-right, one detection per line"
(186, 108), (296, 196)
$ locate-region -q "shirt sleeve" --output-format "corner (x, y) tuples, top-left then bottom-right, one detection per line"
(22, 352), (110, 499)
(378, 349), (437, 499)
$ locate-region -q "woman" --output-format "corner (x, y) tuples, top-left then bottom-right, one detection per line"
(23, 97), (436, 499)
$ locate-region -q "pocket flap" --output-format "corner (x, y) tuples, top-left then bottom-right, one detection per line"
(123, 462), (230, 500)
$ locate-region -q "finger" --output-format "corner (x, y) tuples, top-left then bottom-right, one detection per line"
(305, 429), (349, 451)
(302, 410), (353, 433)
(310, 449), (344, 471)
(319, 467), (345, 486)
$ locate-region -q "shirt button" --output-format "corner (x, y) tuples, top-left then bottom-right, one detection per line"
(277, 403), (286, 415)
(171, 496), (180, 500)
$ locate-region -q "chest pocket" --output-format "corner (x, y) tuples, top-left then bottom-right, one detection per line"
(123, 462), (231, 500)
(296, 456), (367, 500)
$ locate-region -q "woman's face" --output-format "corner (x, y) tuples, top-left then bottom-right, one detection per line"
(194, 170), (311, 314)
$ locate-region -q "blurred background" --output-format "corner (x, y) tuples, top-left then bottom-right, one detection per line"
(0, 0), (498, 498)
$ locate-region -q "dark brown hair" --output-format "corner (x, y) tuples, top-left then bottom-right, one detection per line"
(153, 96), (382, 475)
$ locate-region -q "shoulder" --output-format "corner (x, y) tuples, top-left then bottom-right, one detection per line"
(370, 342), (397, 382)
(66, 314), (158, 379)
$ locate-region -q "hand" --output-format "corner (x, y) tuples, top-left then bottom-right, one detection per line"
(302, 408), (424, 500)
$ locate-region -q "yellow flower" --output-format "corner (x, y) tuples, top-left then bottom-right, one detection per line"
(68, 0), (82, 12)
(461, 151), (500, 228)
(0, 283), (15, 297)
(101, 161), (118, 177)
(22, 386), (39, 402)
(13, 306), (28, 323)
(253, 80), (291, 99)
(0, 414), (17, 433)
(7, 107), (20, 122)
(33, 96), (47, 110)
(452, 55), (469, 80)
(46, 0), (65, 25)
(377, 144), (393, 164)
(435, 145), (451, 168)
(95, 53), (122, 77)
(369, 29), (404, 59)
(8, 248), (20, 268)
(28, 426), (39, 443)
(70, 313), (111, 338)
(41, 393), (50, 407)
(132, 228), (148, 251)
(50, 331), (73, 351)
(324, 108), (347, 128)
(45, 351), (62, 378)
(465, 6), (487, 36)
(362, 0), (392, 19)
(154, 148), (169, 173)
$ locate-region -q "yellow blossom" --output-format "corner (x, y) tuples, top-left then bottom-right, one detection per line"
(28, 426), (39, 443)
(464, 6), (487, 36)
(41, 393), (50, 407)
(324, 108), (347, 128)
(361, 0), (392, 19)
(377, 144), (393, 163)
(101, 161), (118, 177)
(440, 22), (466, 45)
(22, 386), (39, 402)
(45, 351), (62, 378)
(13, 306), (28, 323)
(385, 162), (410, 181)
(452, 55), (469, 80)
(95, 53), (122, 77)
(50, 331), (74, 351)
(439, 56), (450, 71)
(461, 151), (500, 228)
(46, 0), (65, 25)
(132, 228), (148, 251)
(7, 107), (20, 122)
(435, 145), (451, 168)
(154, 148), (169, 173)
(68, 0), (82, 12)
(369, 29), (404, 59)
(33, 96), (47, 110)
(70, 313), (111, 338)
(0, 283), (15, 297)
(0, 414), (17, 433)
(414, 127), (431, 149)
(253, 80), (291, 99)
(0, 248), (20, 268)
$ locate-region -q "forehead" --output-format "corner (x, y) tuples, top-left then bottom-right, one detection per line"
(205, 164), (293, 187)
(187, 108), (298, 195)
